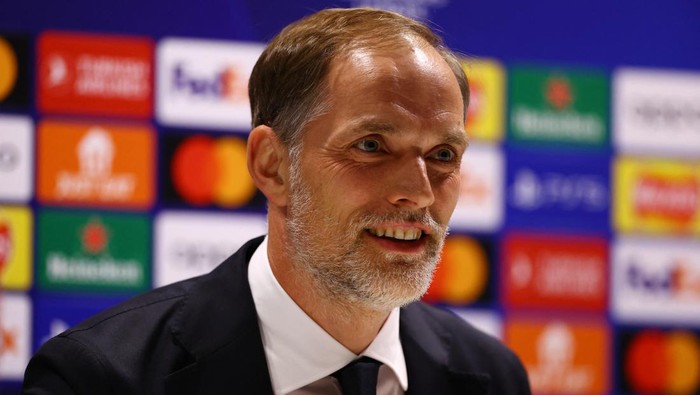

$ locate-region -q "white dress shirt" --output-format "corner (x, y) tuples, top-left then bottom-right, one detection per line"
(248, 237), (408, 395)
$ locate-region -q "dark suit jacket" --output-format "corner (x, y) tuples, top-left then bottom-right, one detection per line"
(23, 237), (531, 394)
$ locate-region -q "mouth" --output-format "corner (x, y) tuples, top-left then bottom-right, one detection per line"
(367, 226), (423, 241)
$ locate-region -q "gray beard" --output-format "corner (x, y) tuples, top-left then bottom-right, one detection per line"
(285, 160), (446, 313)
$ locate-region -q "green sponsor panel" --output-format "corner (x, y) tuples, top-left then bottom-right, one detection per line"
(508, 66), (609, 147)
(37, 210), (150, 293)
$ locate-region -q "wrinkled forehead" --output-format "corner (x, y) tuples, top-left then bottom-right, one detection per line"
(327, 42), (464, 111)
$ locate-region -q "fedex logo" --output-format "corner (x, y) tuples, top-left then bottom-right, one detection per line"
(613, 237), (700, 325)
(171, 63), (247, 103)
(625, 260), (700, 298)
(157, 38), (264, 130)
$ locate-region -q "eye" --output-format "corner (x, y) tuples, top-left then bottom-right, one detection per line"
(355, 138), (382, 153)
(431, 147), (456, 162)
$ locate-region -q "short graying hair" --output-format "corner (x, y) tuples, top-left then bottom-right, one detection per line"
(248, 7), (469, 149)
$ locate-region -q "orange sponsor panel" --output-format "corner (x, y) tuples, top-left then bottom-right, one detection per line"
(505, 317), (610, 394)
(37, 120), (154, 209)
(37, 31), (153, 118)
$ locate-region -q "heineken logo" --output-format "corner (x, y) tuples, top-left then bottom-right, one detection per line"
(545, 77), (573, 110)
(38, 211), (149, 292)
(508, 66), (608, 146)
(81, 217), (108, 255)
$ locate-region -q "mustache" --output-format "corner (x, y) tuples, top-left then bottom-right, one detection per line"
(353, 209), (444, 236)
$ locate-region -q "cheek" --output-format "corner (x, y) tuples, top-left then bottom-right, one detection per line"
(432, 176), (461, 218)
(308, 168), (370, 215)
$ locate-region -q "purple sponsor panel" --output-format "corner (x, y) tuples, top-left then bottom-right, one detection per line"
(505, 147), (611, 232)
(32, 293), (128, 353)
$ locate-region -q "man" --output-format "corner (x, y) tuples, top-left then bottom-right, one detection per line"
(24, 8), (531, 395)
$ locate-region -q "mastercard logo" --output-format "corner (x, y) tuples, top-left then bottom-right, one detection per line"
(171, 135), (256, 207)
(0, 37), (18, 101)
(423, 235), (489, 304)
(624, 330), (700, 394)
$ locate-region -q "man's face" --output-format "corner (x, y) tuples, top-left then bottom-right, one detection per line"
(286, 42), (467, 312)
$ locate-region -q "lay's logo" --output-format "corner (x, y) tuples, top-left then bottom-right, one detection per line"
(0, 206), (32, 291)
(461, 58), (505, 142)
(615, 157), (700, 235)
(634, 174), (698, 224)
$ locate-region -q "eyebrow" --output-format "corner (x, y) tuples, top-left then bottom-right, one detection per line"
(346, 119), (470, 148)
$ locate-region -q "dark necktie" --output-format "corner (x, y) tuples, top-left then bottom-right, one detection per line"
(332, 356), (382, 395)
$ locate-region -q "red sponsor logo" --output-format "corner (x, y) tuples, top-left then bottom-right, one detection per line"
(502, 232), (607, 311)
(546, 76), (573, 110)
(38, 31), (153, 118)
(81, 217), (108, 255)
(634, 174), (699, 224)
(623, 330), (700, 394)
(0, 221), (10, 271)
(169, 134), (256, 208)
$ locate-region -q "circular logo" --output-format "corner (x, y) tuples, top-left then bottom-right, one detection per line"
(424, 235), (488, 304)
(0, 37), (18, 101)
(0, 143), (19, 171)
(625, 330), (700, 393)
(172, 135), (256, 207)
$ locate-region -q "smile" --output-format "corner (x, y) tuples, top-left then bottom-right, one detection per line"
(367, 227), (423, 241)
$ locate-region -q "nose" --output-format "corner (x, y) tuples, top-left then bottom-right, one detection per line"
(386, 156), (435, 209)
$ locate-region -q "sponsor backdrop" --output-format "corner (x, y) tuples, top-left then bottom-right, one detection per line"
(0, 0), (699, 393)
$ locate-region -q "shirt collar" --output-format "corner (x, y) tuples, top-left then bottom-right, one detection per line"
(248, 237), (408, 394)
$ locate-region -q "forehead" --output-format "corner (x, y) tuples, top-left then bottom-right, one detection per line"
(324, 42), (465, 119)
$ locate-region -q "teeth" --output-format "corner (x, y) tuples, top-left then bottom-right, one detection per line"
(368, 227), (422, 241)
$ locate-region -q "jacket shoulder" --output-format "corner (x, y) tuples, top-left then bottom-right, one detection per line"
(403, 302), (531, 394)
(24, 278), (198, 395)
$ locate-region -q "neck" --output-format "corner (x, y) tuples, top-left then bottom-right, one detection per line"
(266, 212), (391, 354)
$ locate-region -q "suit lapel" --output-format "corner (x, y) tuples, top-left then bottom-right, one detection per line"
(161, 237), (491, 394)
(164, 237), (274, 395)
(400, 304), (490, 395)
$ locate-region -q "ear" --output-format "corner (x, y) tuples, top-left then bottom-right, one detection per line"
(247, 125), (289, 208)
